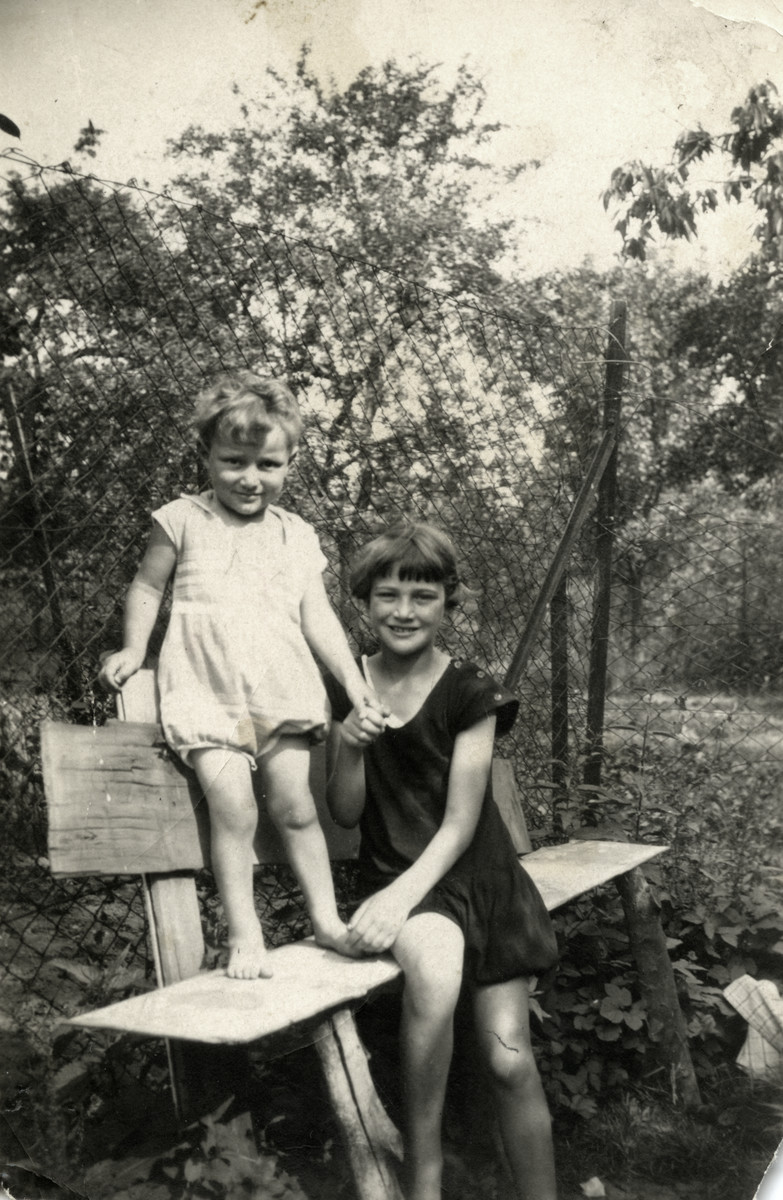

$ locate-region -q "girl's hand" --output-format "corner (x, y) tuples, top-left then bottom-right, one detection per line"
(98, 648), (144, 692)
(346, 681), (389, 722)
(346, 884), (412, 954)
(339, 703), (387, 749)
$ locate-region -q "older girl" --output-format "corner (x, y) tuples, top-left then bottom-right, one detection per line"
(99, 372), (384, 979)
(324, 520), (559, 1200)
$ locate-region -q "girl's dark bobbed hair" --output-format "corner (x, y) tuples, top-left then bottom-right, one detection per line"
(350, 520), (461, 610)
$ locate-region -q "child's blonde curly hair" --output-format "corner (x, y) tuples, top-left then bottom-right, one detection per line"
(194, 371), (303, 454)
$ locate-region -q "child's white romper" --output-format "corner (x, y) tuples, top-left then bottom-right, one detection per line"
(153, 493), (330, 765)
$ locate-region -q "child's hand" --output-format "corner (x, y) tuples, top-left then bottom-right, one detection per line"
(346, 681), (387, 719)
(339, 702), (387, 748)
(346, 884), (411, 954)
(98, 648), (144, 692)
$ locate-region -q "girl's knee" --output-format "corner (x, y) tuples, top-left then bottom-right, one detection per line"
(396, 914), (464, 1018)
(484, 1032), (540, 1093)
(404, 968), (461, 1022)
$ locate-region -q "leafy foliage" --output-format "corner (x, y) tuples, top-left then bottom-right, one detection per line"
(603, 80), (783, 260)
(167, 53), (527, 287)
(82, 1102), (309, 1200)
(602, 79), (783, 262)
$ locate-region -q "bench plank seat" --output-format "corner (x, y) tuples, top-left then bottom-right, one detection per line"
(64, 839), (666, 1044)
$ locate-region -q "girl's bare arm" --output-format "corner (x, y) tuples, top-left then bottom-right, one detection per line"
(300, 574), (382, 713)
(325, 718), (368, 828)
(346, 715), (497, 953)
(98, 524), (176, 690)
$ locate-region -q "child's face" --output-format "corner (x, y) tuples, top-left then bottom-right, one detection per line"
(368, 566), (446, 658)
(206, 426), (294, 518)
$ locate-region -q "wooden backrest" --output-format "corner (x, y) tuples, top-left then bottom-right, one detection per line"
(44, 670), (532, 878)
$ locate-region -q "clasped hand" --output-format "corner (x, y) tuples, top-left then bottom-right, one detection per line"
(340, 697), (388, 747)
(346, 883), (412, 954)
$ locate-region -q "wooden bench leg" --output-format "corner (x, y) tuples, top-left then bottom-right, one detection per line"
(144, 873), (259, 1143)
(615, 866), (701, 1108)
(313, 1008), (404, 1200)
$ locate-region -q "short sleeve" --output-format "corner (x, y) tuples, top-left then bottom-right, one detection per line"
(151, 498), (187, 553)
(451, 663), (519, 738)
(284, 511), (328, 577)
(323, 671), (352, 722)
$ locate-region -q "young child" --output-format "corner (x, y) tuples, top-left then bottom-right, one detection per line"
(99, 372), (385, 980)
(324, 520), (559, 1200)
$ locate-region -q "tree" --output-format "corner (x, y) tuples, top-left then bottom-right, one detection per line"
(160, 55), (557, 653)
(167, 53), (532, 290)
(598, 82), (783, 687)
(0, 61), (556, 705)
(0, 170), (206, 701)
(601, 82), (783, 496)
(602, 80), (783, 262)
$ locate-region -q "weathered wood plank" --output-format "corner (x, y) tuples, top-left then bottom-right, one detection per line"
(65, 841), (667, 1044)
(522, 839), (666, 912)
(492, 758), (533, 854)
(44, 720), (208, 875)
(146, 874), (205, 983)
(117, 670), (161, 723)
(66, 940), (402, 1043)
(43, 721), (359, 876)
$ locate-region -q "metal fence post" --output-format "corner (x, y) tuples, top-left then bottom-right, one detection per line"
(582, 299), (701, 1109)
(583, 299), (627, 792)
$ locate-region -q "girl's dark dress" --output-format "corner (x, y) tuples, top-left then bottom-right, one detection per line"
(325, 659), (558, 986)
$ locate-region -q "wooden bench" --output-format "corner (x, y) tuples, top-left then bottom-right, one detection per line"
(42, 670), (675, 1200)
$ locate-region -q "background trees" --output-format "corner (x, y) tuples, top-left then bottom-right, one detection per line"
(1, 60), (580, 712)
(5, 58), (783, 702)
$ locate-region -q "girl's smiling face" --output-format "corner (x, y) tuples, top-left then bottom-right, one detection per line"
(206, 425), (293, 518)
(368, 566), (446, 657)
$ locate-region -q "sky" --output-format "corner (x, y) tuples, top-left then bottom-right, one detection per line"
(3, 0), (783, 277)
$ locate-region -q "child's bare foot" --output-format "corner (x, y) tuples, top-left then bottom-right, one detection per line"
(226, 929), (272, 979)
(313, 918), (367, 959)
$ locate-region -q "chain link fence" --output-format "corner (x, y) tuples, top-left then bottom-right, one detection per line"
(2, 161), (782, 1092)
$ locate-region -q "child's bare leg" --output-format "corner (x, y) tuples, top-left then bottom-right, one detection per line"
(262, 737), (353, 953)
(472, 977), (557, 1200)
(393, 913), (465, 1200)
(191, 747), (270, 980)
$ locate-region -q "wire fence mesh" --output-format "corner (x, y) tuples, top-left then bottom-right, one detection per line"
(2, 159), (782, 1058)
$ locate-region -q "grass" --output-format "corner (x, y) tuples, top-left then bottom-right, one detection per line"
(554, 1073), (783, 1200)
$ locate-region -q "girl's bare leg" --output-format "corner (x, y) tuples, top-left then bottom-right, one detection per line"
(262, 737), (354, 953)
(472, 976), (557, 1200)
(191, 747), (270, 980)
(393, 913), (465, 1200)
